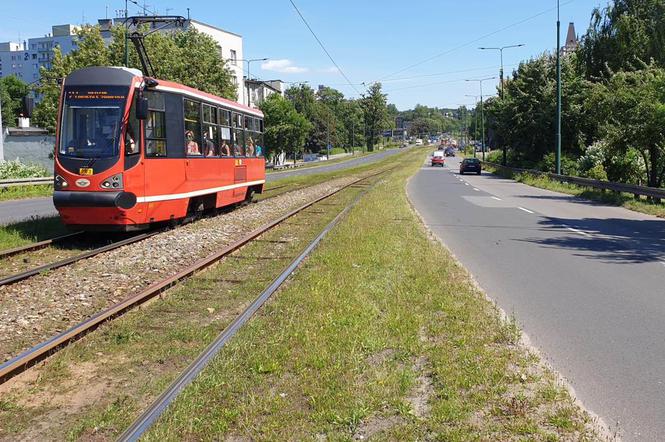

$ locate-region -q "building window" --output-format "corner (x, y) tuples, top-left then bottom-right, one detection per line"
(32, 54), (37, 59)
(230, 49), (237, 65)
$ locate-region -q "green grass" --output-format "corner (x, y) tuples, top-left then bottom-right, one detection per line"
(485, 164), (665, 218)
(0, 216), (68, 252)
(141, 150), (600, 440)
(0, 184), (53, 202)
(0, 148), (600, 440)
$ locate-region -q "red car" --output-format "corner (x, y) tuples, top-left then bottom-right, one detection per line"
(431, 151), (445, 167)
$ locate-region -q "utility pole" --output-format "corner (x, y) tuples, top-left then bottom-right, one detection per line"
(124, 0), (129, 67)
(351, 118), (354, 155)
(0, 95), (4, 162)
(465, 78), (495, 161)
(555, 0), (562, 174)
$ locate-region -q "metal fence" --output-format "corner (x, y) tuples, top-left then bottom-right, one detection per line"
(0, 177), (53, 189)
(482, 162), (665, 202)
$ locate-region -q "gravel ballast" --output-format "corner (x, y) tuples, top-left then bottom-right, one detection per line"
(0, 176), (358, 362)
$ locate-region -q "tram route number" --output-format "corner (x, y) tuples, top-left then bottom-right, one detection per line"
(79, 168), (94, 176)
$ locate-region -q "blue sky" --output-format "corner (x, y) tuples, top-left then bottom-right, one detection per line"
(2, 0), (606, 110)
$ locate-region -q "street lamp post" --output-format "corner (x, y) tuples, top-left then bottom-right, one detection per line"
(237, 57), (268, 107)
(479, 43), (524, 166)
(464, 94), (479, 157)
(465, 77), (495, 161)
(479, 44), (524, 99)
(556, 0), (562, 174)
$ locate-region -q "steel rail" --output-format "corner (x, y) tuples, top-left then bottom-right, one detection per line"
(0, 231), (84, 260)
(0, 169), (390, 385)
(118, 167), (383, 442)
(0, 231), (162, 287)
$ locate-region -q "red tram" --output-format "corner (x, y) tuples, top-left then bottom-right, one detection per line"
(53, 66), (265, 231)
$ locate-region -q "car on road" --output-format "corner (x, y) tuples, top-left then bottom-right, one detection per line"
(415, 138), (423, 146)
(431, 151), (445, 167)
(459, 157), (481, 175)
(444, 146), (456, 157)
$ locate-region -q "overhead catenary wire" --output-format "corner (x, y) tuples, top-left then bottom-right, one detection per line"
(288, 0), (361, 95)
(375, 0), (576, 82)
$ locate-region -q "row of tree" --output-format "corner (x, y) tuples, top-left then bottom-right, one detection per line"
(261, 81), (391, 161)
(479, 0), (665, 188)
(2, 23), (396, 161)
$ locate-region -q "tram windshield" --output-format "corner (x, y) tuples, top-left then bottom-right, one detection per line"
(59, 86), (129, 159)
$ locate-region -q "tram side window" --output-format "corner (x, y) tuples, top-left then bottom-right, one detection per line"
(219, 124), (232, 156)
(202, 104), (218, 157)
(145, 91), (167, 157)
(124, 99), (139, 156)
(184, 99), (202, 156)
(232, 128), (244, 156)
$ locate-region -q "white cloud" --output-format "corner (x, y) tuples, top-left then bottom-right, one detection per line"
(261, 59), (308, 74)
(320, 66), (340, 74)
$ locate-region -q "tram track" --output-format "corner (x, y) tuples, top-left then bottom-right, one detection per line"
(0, 168), (392, 385)
(0, 182), (326, 288)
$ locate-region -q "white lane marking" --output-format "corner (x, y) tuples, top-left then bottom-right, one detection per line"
(491, 196), (502, 201)
(517, 206), (534, 214)
(464, 183), (470, 186)
(564, 226), (591, 237)
(473, 188), (480, 191)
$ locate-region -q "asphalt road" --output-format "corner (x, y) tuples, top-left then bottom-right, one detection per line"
(0, 148), (404, 225)
(408, 155), (665, 441)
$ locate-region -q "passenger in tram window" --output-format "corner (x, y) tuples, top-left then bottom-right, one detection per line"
(255, 142), (263, 157)
(186, 130), (201, 155)
(125, 123), (138, 155)
(233, 141), (243, 156)
(246, 136), (255, 156)
(220, 140), (231, 156)
(204, 134), (217, 157)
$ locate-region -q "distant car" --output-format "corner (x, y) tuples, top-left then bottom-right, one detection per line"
(431, 151), (445, 167)
(444, 147), (456, 157)
(415, 138), (424, 146)
(460, 157), (481, 175)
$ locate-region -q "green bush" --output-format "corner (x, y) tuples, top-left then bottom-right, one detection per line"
(586, 164), (608, 181)
(0, 160), (50, 180)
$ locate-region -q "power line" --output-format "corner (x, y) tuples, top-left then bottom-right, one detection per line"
(376, 0), (576, 82)
(383, 73), (497, 93)
(288, 0), (361, 95)
(381, 64), (519, 83)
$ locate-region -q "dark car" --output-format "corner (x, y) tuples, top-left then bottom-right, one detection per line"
(460, 158), (481, 175)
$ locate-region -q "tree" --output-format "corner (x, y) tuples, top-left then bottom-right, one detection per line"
(33, 24), (236, 131)
(581, 0), (665, 78)
(360, 82), (388, 151)
(484, 53), (589, 169)
(0, 76), (29, 127)
(587, 65), (665, 188)
(260, 94), (311, 163)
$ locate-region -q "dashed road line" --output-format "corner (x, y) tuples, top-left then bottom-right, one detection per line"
(491, 196), (502, 201)
(564, 226), (591, 237)
(517, 206), (534, 214)
(473, 188), (480, 191)
(464, 183), (469, 186)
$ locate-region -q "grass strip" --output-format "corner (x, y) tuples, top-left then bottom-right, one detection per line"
(143, 151), (602, 440)
(485, 164), (665, 218)
(0, 168), (387, 440)
(0, 216), (68, 252)
(0, 185), (53, 202)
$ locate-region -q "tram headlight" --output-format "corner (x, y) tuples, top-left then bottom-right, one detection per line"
(54, 175), (68, 189)
(100, 173), (123, 190)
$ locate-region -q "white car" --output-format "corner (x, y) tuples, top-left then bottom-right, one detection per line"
(415, 138), (423, 146)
